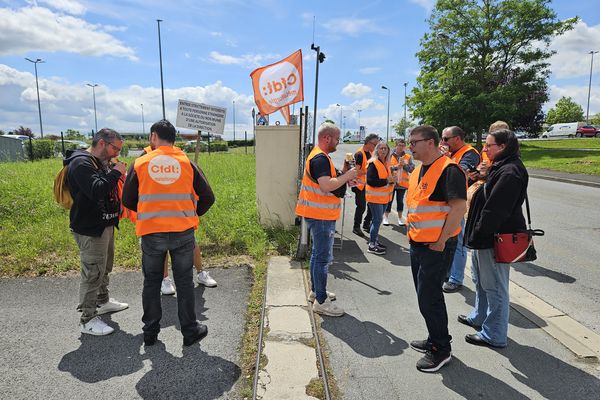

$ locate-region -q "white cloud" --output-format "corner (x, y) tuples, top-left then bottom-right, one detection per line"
(0, 7), (136, 60)
(341, 82), (372, 98)
(209, 31), (223, 37)
(0, 64), (256, 138)
(324, 18), (384, 36)
(359, 67), (381, 75)
(547, 84), (599, 116)
(37, 0), (86, 15)
(208, 51), (280, 68)
(184, 52), (191, 59)
(548, 21), (600, 79)
(409, 0), (435, 13)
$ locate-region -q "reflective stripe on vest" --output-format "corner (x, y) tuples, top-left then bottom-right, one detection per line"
(366, 159), (393, 204)
(295, 147), (341, 220)
(406, 156), (464, 242)
(134, 146), (199, 236)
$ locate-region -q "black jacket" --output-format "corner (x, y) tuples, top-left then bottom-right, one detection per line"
(65, 149), (122, 237)
(464, 153), (528, 249)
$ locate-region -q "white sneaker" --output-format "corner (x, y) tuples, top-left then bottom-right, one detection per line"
(80, 316), (114, 336)
(398, 216), (406, 226)
(383, 215), (390, 226)
(161, 277), (176, 295)
(308, 290), (336, 302)
(96, 298), (129, 315)
(312, 298), (344, 317)
(196, 270), (217, 287)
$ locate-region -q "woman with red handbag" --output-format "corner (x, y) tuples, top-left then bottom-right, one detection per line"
(459, 129), (528, 349)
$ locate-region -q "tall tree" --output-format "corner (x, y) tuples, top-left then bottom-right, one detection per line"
(410, 0), (576, 146)
(545, 96), (584, 124)
(15, 126), (33, 137)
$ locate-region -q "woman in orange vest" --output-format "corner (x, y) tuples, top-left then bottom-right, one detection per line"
(384, 138), (414, 226)
(365, 141), (395, 255)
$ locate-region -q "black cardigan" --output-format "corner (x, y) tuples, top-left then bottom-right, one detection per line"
(464, 154), (528, 249)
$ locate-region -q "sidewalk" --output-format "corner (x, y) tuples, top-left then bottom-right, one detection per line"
(0, 267), (251, 399)
(528, 168), (600, 188)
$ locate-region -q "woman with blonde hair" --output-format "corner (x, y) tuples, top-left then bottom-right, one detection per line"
(365, 141), (394, 255)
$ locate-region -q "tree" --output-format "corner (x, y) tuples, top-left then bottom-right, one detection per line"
(410, 0), (576, 146)
(65, 129), (85, 140)
(545, 96), (584, 124)
(591, 113), (600, 126)
(0, 130), (5, 135)
(15, 126), (34, 137)
(393, 118), (414, 138)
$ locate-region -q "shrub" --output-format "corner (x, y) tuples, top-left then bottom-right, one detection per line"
(30, 140), (54, 160)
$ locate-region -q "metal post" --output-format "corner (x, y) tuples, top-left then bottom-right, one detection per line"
(586, 51), (599, 124)
(311, 44), (323, 144)
(245, 130), (248, 154)
(86, 83), (99, 132)
(403, 82), (408, 131)
(157, 19), (166, 120)
(252, 108), (256, 154)
(25, 58), (44, 138)
(60, 131), (65, 156)
(233, 100), (236, 142)
(141, 103), (146, 134)
(382, 85), (390, 143)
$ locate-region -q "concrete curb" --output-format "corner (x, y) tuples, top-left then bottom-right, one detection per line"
(529, 173), (600, 189)
(256, 256), (319, 400)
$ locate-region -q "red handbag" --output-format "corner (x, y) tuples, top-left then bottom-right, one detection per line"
(493, 195), (544, 263)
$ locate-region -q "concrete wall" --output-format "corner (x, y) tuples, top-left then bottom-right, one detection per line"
(255, 125), (301, 227)
(0, 137), (25, 162)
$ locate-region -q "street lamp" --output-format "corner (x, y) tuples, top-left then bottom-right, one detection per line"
(233, 100), (236, 141)
(310, 43), (326, 144)
(86, 83), (99, 132)
(141, 103), (146, 134)
(25, 57), (45, 138)
(586, 50), (599, 124)
(381, 85), (390, 143)
(335, 103), (343, 129)
(157, 19), (166, 120)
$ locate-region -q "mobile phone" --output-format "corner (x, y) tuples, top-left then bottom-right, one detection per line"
(466, 164), (477, 173)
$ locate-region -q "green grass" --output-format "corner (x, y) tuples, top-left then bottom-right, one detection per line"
(0, 153), (298, 276)
(518, 139), (600, 175)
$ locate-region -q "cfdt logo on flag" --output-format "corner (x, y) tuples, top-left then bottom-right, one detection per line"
(250, 50), (304, 123)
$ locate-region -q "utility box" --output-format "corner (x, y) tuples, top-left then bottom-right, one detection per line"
(255, 125), (301, 227)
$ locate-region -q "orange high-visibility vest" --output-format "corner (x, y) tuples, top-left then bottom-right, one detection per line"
(133, 146), (199, 236)
(391, 153), (411, 189)
(295, 147), (342, 221)
(355, 146), (368, 191)
(121, 145), (155, 223)
(366, 159), (393, 204)
(451, 144), (479, 167)
(407, 156), (465, 242)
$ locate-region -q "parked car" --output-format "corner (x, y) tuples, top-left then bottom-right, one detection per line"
(62, 140), (89, 149)
(575, 125), (597, 138)
(2, 134), (31, 143)
(514, 131), (528, 139)
(541, 122), (577, 138)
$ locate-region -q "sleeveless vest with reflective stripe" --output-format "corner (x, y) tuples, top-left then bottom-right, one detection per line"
(407, 156), (463, 242)
(354, 146), (368, 191)
(134, 146), (199, 236)
(391, 153), (411, 189)
(366, 159), (393, 204)
(295, 147), (341, 221)
(451, 144), (478, 166)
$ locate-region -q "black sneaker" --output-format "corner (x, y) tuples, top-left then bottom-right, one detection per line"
(183, 324), (208, 346)
(376, 241), (387, 249)
(144, 334), (158, 346)
(352, 227), (366, 238)
(416, 350), (452, 373)
(410, 339), (431, 353)
(367, 244), (386, 255)
(362, 225), (370, 233)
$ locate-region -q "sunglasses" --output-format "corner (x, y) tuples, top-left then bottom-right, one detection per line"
(441, 136), (457, 142)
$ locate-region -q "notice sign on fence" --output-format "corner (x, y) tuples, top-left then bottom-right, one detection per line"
(175, 99), (227, 134)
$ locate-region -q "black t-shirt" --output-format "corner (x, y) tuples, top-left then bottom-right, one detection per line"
(419, 162), (467, 202)
(354, 150), (371, 167)
(309, 154), (332, 180)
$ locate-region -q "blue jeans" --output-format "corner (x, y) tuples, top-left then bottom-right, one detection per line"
(368, 202), (386, 244)
(306, 218), (336, 304)
(467, 248), (510, 347)
(447, 219), (467, 285)
(141, 228), (203, 340)
(410, 239), (457, 353)
(386, 188), (406, 213)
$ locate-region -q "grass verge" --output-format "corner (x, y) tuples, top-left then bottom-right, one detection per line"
(519, 139), (600, 175)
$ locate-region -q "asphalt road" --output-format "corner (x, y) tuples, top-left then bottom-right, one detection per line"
(0, 267), (251, 399)
(332, 143), (600, 334)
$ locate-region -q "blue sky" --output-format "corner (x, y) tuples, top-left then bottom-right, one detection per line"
(0, 0), (599, 139)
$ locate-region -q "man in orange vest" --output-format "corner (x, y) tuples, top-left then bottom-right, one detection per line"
(122, 120), (215, 346)
(406, 125), (467, 372)
(296, 123), (358, 317)
(440, 126), (481, 294)
(384, 138), (414, 226)
(351, 134), (380, 237)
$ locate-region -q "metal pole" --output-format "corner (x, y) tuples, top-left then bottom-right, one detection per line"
(586, 51), (598, 124)
(382, 85), (390, 143)
(311, 44), (321, 144)
(25, 58), (44, 138)
(233, 100), (236, 141)
(252, 108), (256, 154)
(403, 82), (408, 126)
(157, 19), (166, 120)
(86, 83), (99, 132)
(245, 130), (248, 154)
(141, 103), (145, 134)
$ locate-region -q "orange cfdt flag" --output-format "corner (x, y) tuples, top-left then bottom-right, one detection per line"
(250, 50), (304, 117)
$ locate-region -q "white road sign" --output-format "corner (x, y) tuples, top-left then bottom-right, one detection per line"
(175, 99), (227, 134)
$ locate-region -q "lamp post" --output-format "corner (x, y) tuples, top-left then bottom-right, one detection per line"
(141, 103), (146, 134)
(381, 85), (390, 143)
(25, 57), (45, 138)
(310, 43), (326, 144)
(157, 19), (166, 119)
(86, 83), (99, 132)
(335, 103), (343, 129)
(233, 100), (236, 141)
(586, 50), (599, 124)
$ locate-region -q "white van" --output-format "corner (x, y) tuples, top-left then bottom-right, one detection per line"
(541, 122), (577, 138)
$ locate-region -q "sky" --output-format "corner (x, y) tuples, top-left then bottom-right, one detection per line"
(1, 0), (599, 139)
